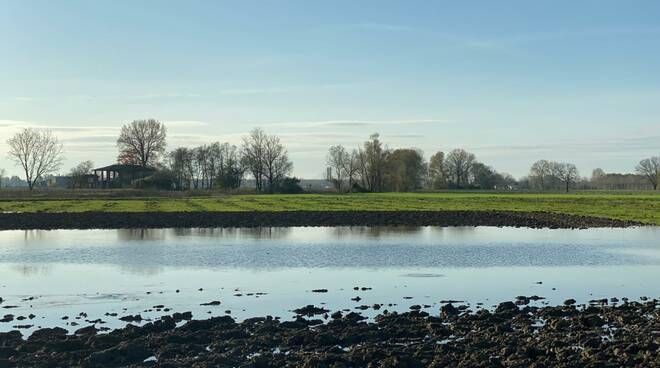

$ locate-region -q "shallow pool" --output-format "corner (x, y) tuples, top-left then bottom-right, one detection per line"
(0, 226), (659, 334)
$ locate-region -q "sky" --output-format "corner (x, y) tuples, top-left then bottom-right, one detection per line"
(1, 0), (659, 179)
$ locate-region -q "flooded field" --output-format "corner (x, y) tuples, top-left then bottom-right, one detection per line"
(1, 226), (659, 335)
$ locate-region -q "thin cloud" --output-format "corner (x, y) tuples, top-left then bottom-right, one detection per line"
(216, 82), (365, 96)
(0, 120), (120, 131)
(472, 135), (660, 155)
(164, 120), (210, 128)
(335, 23), (418, 32)
(60, 135), (117, 143)
(319, 23), (524, 56)
(0, 120), (31, 127)
(275, 119), (450, 128)
(387, 133), (426, 138)
(322, 24), (660, 56)
(2, 82), (366, 104)
(497, 26), (660, 46)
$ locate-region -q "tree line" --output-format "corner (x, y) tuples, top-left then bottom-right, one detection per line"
(3, 120), (298, 192)
(2, 121), (659, 192)
(526, 160), (580, 192)
(167, 128), (294, 193)
(116, 120), (296, 192)
(326, 133), (516, 192)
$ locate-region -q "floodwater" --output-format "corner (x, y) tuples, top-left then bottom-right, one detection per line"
(0, 226), (659, 334)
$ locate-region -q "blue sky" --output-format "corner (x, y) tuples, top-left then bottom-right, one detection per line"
(1, 0), (659, 178)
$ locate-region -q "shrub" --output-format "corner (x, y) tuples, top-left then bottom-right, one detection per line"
(133, 170), (176, 190)
(272, 177), (304, 194)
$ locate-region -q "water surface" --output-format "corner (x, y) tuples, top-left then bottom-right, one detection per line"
(1, 226), (659, 334)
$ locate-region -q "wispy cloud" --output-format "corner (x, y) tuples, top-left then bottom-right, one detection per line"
(215, 82), (365, 96)
(334, 23), (418, 32)
(163, 120), (209, 128)
(472, 134), (660, 156)
(0, 120), (31, 127)
(1, 82), (367, 105)
(319, 23), (523, 55)
(322, 23), (660, 57)
(495, 26), (660, 46)
(0, 119), (117, 130)
(0, 119), (210, 130)
(275, 119), (450, 128)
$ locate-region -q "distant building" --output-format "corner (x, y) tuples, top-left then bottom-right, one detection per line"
(239, 179), (333, 191)
(93, 164), (156, 189)
(3, 176), (28, 188)
(33, 175), (69, 189)
(70, 174), (99, 189)
(45, 176), (72, 189)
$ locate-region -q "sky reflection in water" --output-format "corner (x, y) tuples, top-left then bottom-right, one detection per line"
(0, 226), (659, 334)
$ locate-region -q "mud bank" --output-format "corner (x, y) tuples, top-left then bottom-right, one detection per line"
(1, 299), (658, 367)
(0, 210), (642, 230)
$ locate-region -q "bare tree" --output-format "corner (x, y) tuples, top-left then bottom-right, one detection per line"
(117, 119), (167, 166)
(240, 129), (291, 193)
(168, 147), (194, 190)
(206, 143), (222, 189)
(263, 133), (293, 193)
(356, 148), (369, 190)
(69, 160), (94, 189)
(529, 160), (551, 190)
(215, 143), (244, 189)
(428, 151), (446, 189)
(591, 168), (606, 182)
(326, 145), (349, 191)
(554, 162), (579, 193)
(7, 128), (64, 191)
(194, 145), (211, 189)
(445, 149), (475, 188)
(636, 156), (660, 190)
(0, 168), (5, 188)
(241, 128), (267, 192)
(344, 149), (361, 191)
(359, 133), (389, 192)
(547, 162), (564, 190)
(186, 148), (199, 189)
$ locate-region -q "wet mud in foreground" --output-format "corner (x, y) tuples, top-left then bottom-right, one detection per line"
(1, 299), (659, 367)
(0, 210), (642, 230)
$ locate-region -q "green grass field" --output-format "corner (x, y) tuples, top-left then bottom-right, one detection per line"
(0, 192), (658, 225)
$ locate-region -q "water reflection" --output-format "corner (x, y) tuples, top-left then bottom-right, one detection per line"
(182, 227), (293, 240)
(117, 228), (168, 241)
(118, 227), (295, 240)
(117, 264), (165, 276)
(108, 227), (476, 242)
(9, 263), (53, 277)
(329, 226), (428, 239)
(14, 230), (58, 246)
(0, 227), (658, 276)
(0, 226), (659, 336)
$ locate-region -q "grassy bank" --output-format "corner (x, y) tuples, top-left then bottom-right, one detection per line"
(0, 192), (658, 225)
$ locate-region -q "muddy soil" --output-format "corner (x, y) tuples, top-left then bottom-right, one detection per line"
(0, 299), (658, 367)
(0, 210), (641, 230)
